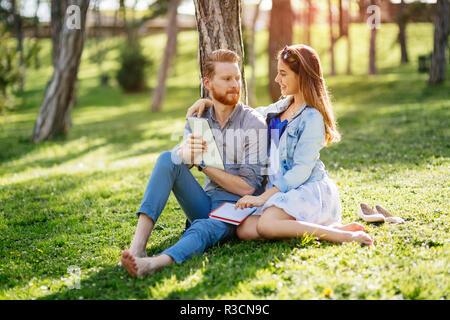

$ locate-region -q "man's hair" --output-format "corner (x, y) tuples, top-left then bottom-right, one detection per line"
(203, 49), (240, 79)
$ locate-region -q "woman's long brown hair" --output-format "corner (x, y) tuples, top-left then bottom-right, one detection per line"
(279, 44), (341, 146)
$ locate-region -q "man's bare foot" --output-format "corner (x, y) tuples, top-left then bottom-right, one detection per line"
(349, 231), (373, 247)
(121, 250), (157, 277)
(117, 249), (147, 266)
(333, 222), (366, 232)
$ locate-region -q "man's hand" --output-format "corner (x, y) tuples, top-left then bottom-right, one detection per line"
(234, 195), (266, 209)
(178, 134), (206, 165)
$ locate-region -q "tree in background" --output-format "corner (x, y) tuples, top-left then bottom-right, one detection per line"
(346, 0), (352, 75)
(32, 0), (42, 69)
(32, 0), (90, 143)
(248, 0), (262, 107)
(0, 24), (20, 115)
(304, 0), (312, 46)
(429, 0), (449, 84)
(90, 0), (109, 86)
(368, 0), (378, 75)
(116, 0), (151, 93)
(10, 0), (25, 91)
(268, 0), (293, 102)
(328, 0), (336, 76)
(151, 0), (182, 111)
(193, 0), (247, 103)
(396, 0), (409, 64)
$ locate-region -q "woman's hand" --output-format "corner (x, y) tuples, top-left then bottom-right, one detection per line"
(235, 195), (266, 209)
(185, 99), (213, 119)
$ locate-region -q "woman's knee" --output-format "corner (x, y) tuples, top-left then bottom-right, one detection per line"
(256, 214), (277, 239)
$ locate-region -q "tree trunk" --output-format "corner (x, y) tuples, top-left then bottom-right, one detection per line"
(11, 0), (25, 91)
(429, 0), (449, 84)
(398, 0), (409, 64)
(248, 0), (262, 107)
(51, 0), (78, 118)
(32, 0), (90, 143)
(193, 0), (247, 103)
(33, 0), (41, 69)
(368, 0), (377, 75)
(305, 0), (312, 45)
(346, 0), (352, 75)
(268, 0), (293, 102)
(151, 0), (181, 111)
(328, 0), (336, 76)
(51, 0), (66, 65)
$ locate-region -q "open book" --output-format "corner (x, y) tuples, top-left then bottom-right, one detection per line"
(209, 202), (257, 225)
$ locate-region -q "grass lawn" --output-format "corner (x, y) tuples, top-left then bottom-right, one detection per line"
(0, 23), (449, 300)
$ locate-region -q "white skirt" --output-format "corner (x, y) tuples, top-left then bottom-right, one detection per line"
(254, 176), (342, 226)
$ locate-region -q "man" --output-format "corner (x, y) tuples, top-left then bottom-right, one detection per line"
(120, 49), (268, 277)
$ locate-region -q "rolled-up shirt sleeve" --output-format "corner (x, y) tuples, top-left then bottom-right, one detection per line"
(273, 110), (326, 193)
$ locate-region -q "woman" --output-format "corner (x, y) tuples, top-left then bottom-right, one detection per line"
(187, 45), (372, 246)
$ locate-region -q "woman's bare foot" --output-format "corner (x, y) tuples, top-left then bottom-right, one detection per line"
(333, 222), (366, 232)
(121, 250), (157, 277)
(349, 231), (373, 246)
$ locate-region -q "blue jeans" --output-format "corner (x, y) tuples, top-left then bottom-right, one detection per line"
(137, 151), (236, 263)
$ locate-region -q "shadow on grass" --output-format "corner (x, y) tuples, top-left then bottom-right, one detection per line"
(0, 85), (197, 171)
(38, 237), (317, 300)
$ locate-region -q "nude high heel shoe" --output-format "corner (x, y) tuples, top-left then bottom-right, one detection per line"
(375, 205), (405, 224)
(357, 203), (385, 223)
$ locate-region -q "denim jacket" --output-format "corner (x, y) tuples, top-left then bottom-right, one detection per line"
(256, 97), (328, 193)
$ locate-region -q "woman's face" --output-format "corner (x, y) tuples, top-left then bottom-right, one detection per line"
(275, 59), (299, 96)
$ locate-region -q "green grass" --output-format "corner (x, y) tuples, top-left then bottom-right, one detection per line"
(0, 23), (449, 300)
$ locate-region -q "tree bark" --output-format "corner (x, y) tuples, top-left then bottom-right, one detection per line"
(151, 0), (181, 111)
(11, 0), (25, 90)
(368, 0), (377, 75)
(429, 0), (449, 84)
(248, 0), (262, 107)
(268, 0), (293, 102)
(305, 0), (312, 45)
(328, 0), (336, 76)
(32, 0), (90, 143)
(398, 0), (409, 64)
(193, 0), (247, 103)
(33, 0), (42, 69)
(346, 0), (352, 75)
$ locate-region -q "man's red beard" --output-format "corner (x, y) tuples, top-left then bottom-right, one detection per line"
(210, 87), (241, 106)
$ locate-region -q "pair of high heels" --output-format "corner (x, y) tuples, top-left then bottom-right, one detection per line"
(358, 203), (405, 224)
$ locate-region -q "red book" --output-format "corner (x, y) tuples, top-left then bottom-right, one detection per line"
(209, 203), (257, 225)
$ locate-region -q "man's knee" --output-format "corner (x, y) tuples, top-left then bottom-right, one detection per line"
(155, 151), (181, 173)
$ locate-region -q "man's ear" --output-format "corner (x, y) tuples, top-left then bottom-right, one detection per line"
(203, 77), (211, 91)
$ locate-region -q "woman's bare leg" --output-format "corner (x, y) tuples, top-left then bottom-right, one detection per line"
(257, 206), (372, 246)
(330, 222), (366, 232)
(236, 215), (263, 241)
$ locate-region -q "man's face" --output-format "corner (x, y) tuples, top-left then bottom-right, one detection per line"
(205, 62), (241, 106)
